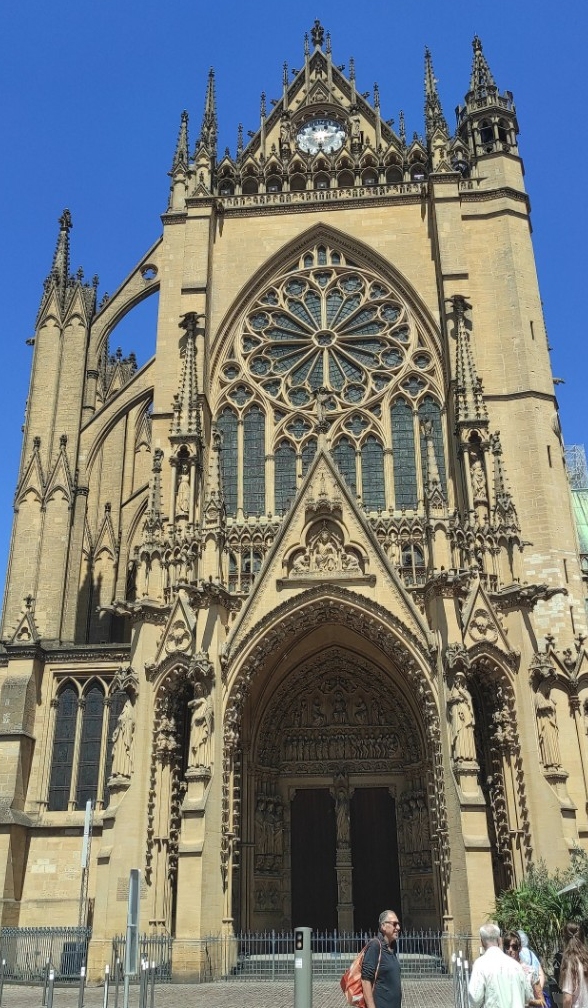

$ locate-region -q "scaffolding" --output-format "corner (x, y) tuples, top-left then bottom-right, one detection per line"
(565, 444), (588, 489)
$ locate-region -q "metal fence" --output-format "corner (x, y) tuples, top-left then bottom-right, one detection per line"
(111, 929), (475, 984)
(0, 927), (91, 983)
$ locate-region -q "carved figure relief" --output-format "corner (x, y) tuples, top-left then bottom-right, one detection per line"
(447, 672), (478, 766)
(165, 618), (192, 654)
(255, 794), (284, 873)
(176, 465), (191, 514)
(535, 690), (562, 769)
(188, 683), (214, 770)
(110, 698), (135, 779)
(289, 521), (363, 578)
(468, 608), (499, 644)
(398, 789), (432, 870)
(335, 782), (350, 847)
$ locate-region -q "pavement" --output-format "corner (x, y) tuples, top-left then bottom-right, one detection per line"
(1, 978), (456, 1008)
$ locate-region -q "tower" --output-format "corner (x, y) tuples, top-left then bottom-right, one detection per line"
(1, 26), (586, 969)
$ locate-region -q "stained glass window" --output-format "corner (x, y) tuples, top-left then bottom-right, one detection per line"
(361, 436), (386, 511)
(391, 399), (418, 509)
(301, 439), (317, 475)
(76, 684), (105, 808)
(275, 441), (297, 514)
(243, 406), (266, 515)
(216, 408), (238, 516)
(333, 437), (357, 495)
(48, 684), (78, 811)
(418, 397), (446, 493)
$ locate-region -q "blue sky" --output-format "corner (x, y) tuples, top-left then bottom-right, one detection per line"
(0, 0), (586, 603)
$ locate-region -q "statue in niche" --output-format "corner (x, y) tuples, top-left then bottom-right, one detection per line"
(314, 528), (339, 571)
(273, 801), (284, 857)
(188, 683), (214, 770)
(470, 455), (487, 501)
(176, 464), (190, 514)
(111, 697), (135, 778)
(354, 697), (368, 724)
(255, 796), (268, 855)
(535, 690), (562, 769)
(292, 551), (310, 574)
(342, 550), (361, 572)
(154, 713), (178, 758)
(335, 783), (350, 846)
(332, 691), (348, 724)
(312, 698), (326, 726)
(279, 115), (292, 153)
(447, 672), (478, 764)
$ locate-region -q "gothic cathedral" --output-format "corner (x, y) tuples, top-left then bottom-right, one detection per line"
(1, 23), (587, 968)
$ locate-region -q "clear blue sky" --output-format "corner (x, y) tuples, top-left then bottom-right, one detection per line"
(0, 0), (586, 604)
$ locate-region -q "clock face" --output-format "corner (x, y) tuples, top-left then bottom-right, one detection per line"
(296, 118), (346, 154)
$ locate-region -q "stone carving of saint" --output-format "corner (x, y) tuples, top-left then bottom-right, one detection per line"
(312, 698), (326, 726)
(111, 698), (135, 778)
(447, 673), (477, 764)
(535, 691), (562, 769)
(335, 785), (350, 846)
(314, 529), (339, 572)
(354, 697), (368, 724)
(279, 116), (292, 152)
(255, 797), (267, 855)
(176, 465), (190, 514)
(470, 456), (487, 501)
(188, 684), (214, 770)
(332, 691), (347, 724)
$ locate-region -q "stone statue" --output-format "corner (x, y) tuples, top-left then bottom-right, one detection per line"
(176, 465), (190, 514)
(335, 784), (350, 846)
(535, 690), (562, 768)
(111, 698), (135, 778)
(447, 673), (477, 764)
(470, 456), (487, 501)
(313, 528), (338, 571)
(188, 684), (214, 770)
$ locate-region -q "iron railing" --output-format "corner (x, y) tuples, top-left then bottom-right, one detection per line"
(0, 927), (91, 983)
(111, 929), (475, 984)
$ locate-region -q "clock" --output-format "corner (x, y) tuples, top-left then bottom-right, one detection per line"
(296, 118), (346, 154)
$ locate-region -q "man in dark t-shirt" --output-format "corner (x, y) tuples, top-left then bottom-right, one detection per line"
(361, 909), (402, 1008)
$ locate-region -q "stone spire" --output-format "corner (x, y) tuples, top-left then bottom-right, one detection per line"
(37, 210), (96, 324)
(424, 48), (448, 144)
(469, 36), (497, 98)
(490, 432), (519, 533)
(198, 68), (217, 158)
(171, 110), (189, 174)
(172, 312), (201, 439)
(50, 209), (72, 293)
(452, 295), (488, 430)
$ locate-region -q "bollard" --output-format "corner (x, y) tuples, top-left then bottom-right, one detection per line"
(42, 957), (51, 1006)
(0, 957), (5, 1007)
(47, 969), (55, 1008)
(78, 965), (86, 1008)
(103, 964), (110, 1008)
(149, 961), (155, 1008)
(114, 958), (121, 1008)
(294, 927), (312, 1008)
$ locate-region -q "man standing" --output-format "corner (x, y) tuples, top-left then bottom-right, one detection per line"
(361, 910), (402, 1008)
(469, 923), (533, 1008)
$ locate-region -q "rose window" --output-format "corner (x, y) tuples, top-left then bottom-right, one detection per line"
(239, 265), (425, 411)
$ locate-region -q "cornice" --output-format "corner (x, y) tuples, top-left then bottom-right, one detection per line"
(0, 641), (131, 664)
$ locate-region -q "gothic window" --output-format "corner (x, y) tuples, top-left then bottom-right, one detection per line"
(333, 437), (357, 495)
(386, 166), (403, 184)
(410, 163), (427, 180)
(314, 173), (330, 190)
(497, 119), (508, 144)
(48, 678), (117, 812)
(216, 408), (238, 516)
(242, 177), (258, 195)
(76, 683), (105, 808)
(479, 119), (494, 148)
(418, 396), (446, 493)
(243, 406), (266, 516)
(47, 683), (78, 811)
(291, 174), (306, 192)
(400, 542), (426, 585)
(227, 549), (262, 594)
(275, 441), (297, 514)
(216, 243), (447, 520)
(267, 175), (282, 193)
(391, 399), (418, 509)
(338, 170), (355, 187)
(361, 436), (386, 511)
(362, 169), (378, 186)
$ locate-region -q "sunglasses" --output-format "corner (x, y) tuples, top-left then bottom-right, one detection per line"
(504, 943), (520, 951)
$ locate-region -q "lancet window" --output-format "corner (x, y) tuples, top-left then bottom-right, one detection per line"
(47, 678), (125, 812)
(215, 243), (447, 519)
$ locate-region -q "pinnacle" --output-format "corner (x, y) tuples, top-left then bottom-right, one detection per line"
(469, 34), (496, 96)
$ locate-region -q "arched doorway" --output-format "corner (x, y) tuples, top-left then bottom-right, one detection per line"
(237, 642), (439, 933)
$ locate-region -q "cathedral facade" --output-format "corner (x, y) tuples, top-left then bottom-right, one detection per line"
(1, 23), (587, 968)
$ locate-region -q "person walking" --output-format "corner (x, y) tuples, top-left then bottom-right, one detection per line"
(361, 910), (402, 1008)
(560, 922), (588, 1008)
(468, 923), (532, 1008)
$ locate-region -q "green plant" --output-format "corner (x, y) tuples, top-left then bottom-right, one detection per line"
(493, 852), (588, 970)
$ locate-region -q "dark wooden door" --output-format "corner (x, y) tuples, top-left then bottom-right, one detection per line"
(291, 788), (338, 930)
(351, 787), (401, 933)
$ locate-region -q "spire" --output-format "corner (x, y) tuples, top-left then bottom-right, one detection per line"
(172, 313), (202, 439)
(236, 122), (244, 160)
(49, 209), (72, 294)
(171, 110), (189, 173)
(490, 432), (519, 534)
(199, 68), (217, 157)
(469, 36), (497, 98)
(399, 110), (406, 147)
(451, 295), (488, 429)
(424, 48), (448, 144)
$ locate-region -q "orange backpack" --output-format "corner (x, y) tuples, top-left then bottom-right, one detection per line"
(340, 939), (382, 1007)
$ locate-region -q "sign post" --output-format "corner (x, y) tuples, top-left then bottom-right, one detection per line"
(123, 869), (140, 1008)
(294, 926), (312, 1008)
